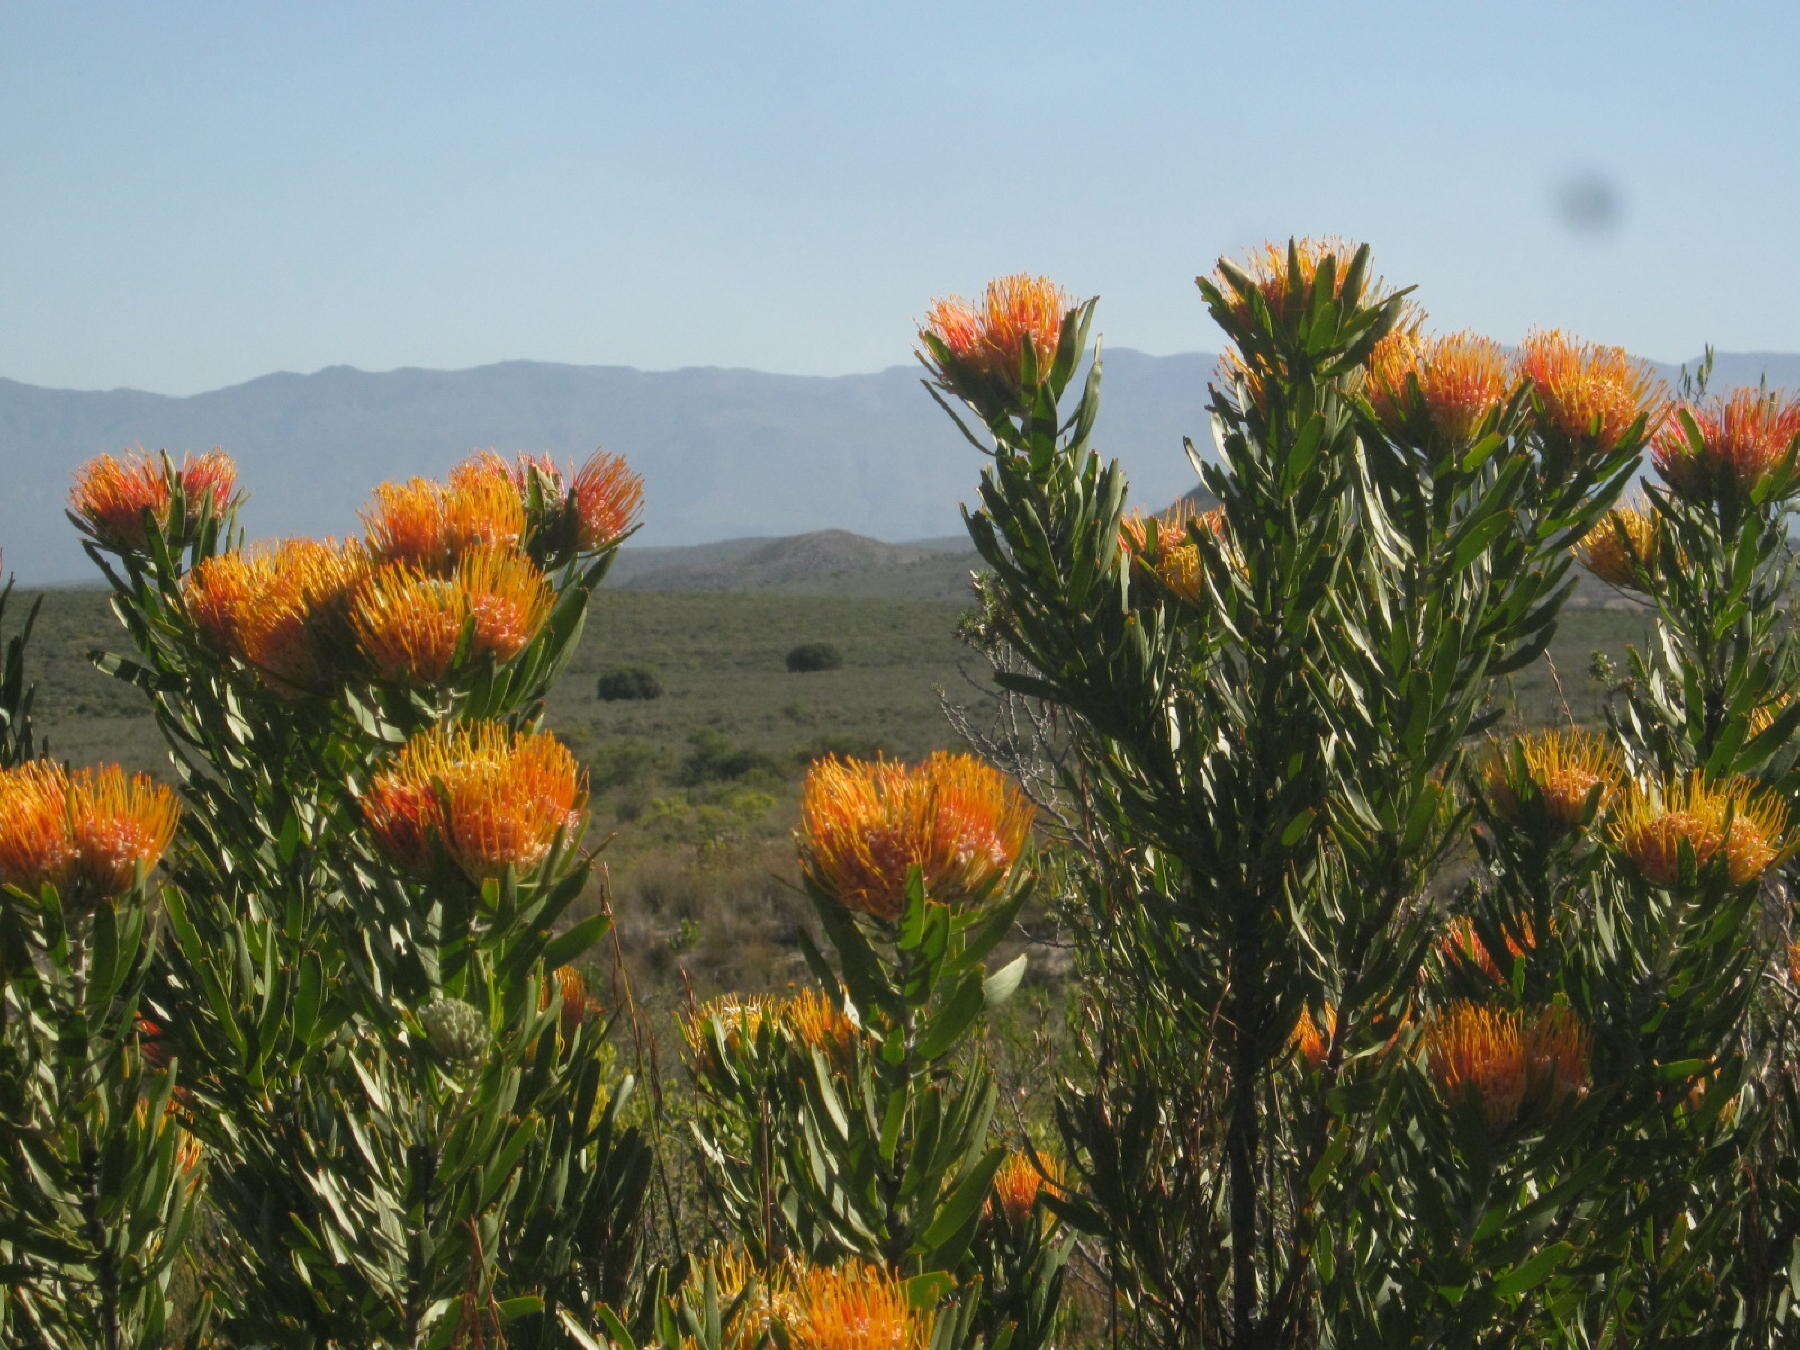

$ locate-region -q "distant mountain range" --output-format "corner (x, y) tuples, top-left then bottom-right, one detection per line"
(5, 349), (1798, 584)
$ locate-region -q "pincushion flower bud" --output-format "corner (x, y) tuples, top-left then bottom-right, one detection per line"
(779, 1260), (934, 1350)
(1423, 1002), (1589, 1135)
(0, 761), (179, 905)
(987, 1151), (1062, 1228)
(1651, 387), (1800, 506)
(1610, 773), (1787, 887)
(360, 722), (587, 883)
(919, 274), (1071, 407)
(539, 964), (600, 1033)
(797, 753), (1034, 920)
(362, 470), (525, 573)
(350, 549), (552, 685)
(1574, 505), (1662, 591)
(1367, 329), (1512, 450)
(1481, 727), (1621, 835)
(1517, 329), (1666, 465)
(420, 997), (489, 1067)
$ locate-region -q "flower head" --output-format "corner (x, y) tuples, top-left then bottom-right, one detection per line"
(1610, 773), (1788, 887)
(798, 753), (1034, 920)
(351, 549), (551, 685)
(362, 470), (526, 573)
(1482, 727), (1622, 834)
(778, 987), (859, 1062)
(1652, 387), (1800, 505)
(70, 452), (172, 550)
(779, 1260), (934, 1350)
(360, 721), (586, 882)
(569, 452), (645, 552)
(988, 1150), (1062, 1229)
(920, 274), (1072, 402)
(1438, 916), (1537, 986)
(1119, 500), (1229, 606)
(182, 551), (271, 656)
(420, 996), (489, 1067)
(1517, 329), (1666, 464)
(0, 761), (179, 905)
(1289, 1003), (1336, 1070)
(234, 538), (369, 694)
(1367, 329), (1512, 450)
(540, 964), (601, 1033)
(1423, 1002), (1589, 1135)
(176, 450), (239, 525)
(1211, 236), (1371, 331)
(1574, 505), (1662, 591)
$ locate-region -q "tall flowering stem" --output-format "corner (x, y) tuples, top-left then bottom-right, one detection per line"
(923, 242), (1646, 1347)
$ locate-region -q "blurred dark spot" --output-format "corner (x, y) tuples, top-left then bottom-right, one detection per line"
(1553, 168), (1624, 236)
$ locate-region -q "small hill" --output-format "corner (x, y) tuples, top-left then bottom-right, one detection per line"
(609, 529), (981, 601)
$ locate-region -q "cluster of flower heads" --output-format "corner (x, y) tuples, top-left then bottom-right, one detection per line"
(1483, 727), (1788, 887)
(695, 1250), (935, 1350)
(70, 449), (238, 552)
(0, 761), (179, 905)
(919, 274), (1072, 406)
(1422, 1002), (1590, 1135)
(1118, 500), (1230, 606)
(69, 444), (642, 697)
(796, 753), (1035, 920)
(359, 721), (587, 884)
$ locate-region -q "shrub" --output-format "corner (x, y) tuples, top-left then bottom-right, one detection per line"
(678, 728), (778, 786)
(596, 665), (662, 700)
(785, 641), (843, 672)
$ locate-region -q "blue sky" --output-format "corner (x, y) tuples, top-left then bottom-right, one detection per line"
(4, 0), (1796, 395)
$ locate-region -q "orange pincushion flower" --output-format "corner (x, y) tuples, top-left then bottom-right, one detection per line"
(1438, 916), (1537, 985)
(988, 1150), (1062, 1228)
(540, 964), (600, 1032)
(362, 470), (526, 573)
(1424, 1002), (1589, 1134)
(798, 753), (1035, 920)
(1517, 329), (1666, 463)
(1119, 501), (1229, 606)
(360, 722), (586, 882)
(1574, 505), (1662, 591)
(181, 551), (272, 657)
(1482, 727), (1622, 833)
(1652, 386), (1800, 504)
(777, 987), (859, 1062)
(780, 1260), (934, 1350)
(1610, 773), (1787, 887)
(176, 450), (238, 524)
(1212, 236), (1366, 330)
(235, 538), (369, 693)
(1789, 938), (1800, 985)
(1289, 1004), (1336, 1070)
(70, 452), (173, 550)
(351, 549), (551, 685)
(570, 451), (645, 552)
(0, 761), (177, 904)
(920, 274), (1071, 399)
(1367, 329), (1512, 450)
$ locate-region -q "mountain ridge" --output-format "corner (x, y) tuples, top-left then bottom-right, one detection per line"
(5, 348), (1798, 584)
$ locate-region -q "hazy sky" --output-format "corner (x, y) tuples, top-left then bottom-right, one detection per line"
(5, 1), (1797, 395)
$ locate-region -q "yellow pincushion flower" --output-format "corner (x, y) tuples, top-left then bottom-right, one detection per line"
(1574, 505), (1661, 591)
(359, 721), (587, 882)
(920, 274), (1072, 399)
(797, 753), (1034, 920)
(1517, 329), (1666, 463)
(1481, 727), (1622, 834)
(1119, 501), (1229, 606)
(1610, 773), (1788, 887)
(778, 986), (859, 1062)
(1367, 329), (1512, 450)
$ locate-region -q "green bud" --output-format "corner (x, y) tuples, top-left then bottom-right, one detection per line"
(420, 997), (488, 1068)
